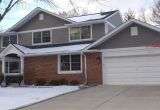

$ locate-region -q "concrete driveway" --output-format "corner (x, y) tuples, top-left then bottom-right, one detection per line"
(19, 85), (160, 110)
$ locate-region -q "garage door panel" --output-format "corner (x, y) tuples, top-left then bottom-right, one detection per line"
(106, 72), (160, 78)
(104, 61), (160, 68)
(105, 66), (160, 73)
(103, 55), (160, 85)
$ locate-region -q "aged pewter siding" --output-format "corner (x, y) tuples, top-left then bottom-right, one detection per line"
(17, 12), (70, 31)
(92, 23), (105, 40)
(16, 23), (105, 46)
(95, 23), (160, 49)
(18, 33), (32, 46)
(107, 12), (123, 27)
(52, 28), (69, 44)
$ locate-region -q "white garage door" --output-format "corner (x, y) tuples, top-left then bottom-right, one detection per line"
(103, 55), (160, 85)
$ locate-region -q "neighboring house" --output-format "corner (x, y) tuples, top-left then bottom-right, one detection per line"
(1, 7), (160, 85)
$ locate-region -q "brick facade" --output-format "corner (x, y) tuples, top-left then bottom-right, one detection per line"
(86, 52), (103, 85)
(23, 52), (102, 85)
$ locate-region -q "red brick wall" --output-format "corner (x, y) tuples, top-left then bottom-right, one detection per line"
(24, 55), (85, 85)
(86, 52), (103, 85)
(23, 52), (103, 85)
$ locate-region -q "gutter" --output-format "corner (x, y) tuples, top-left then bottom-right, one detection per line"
(82, 52), (87, 85)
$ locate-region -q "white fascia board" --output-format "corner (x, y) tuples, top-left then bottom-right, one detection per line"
(22, 51), (82, 57)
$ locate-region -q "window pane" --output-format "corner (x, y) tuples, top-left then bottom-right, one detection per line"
(9, 62), (20, 73)
(33, 32), (41, 44)
(71, 55), (81, 71)
(2, 36), (9, 47)
(81, 26), (91, 39)
(70, 27), (80, 40)
(10, 35), (17, 44)
(5, 62), (9, 73)
(42, 31), (51, 43)
(60, 55), (70, 71)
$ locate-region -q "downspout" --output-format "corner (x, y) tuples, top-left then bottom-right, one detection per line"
(82, 52), (87, 85)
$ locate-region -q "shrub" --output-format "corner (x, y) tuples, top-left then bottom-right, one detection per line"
(49, 78), (69, 86)
(36, 78), (46, 86)
(49, 80), (60, 86)
(59, 78), (68, 85)
(5, 75), (23, 86)
(70, 80), (80, 85)
(0, 74), (4, 84)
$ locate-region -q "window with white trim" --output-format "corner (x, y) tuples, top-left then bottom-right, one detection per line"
(33, 30), (51, 44)
(5, 61), (21, 74)
(59, 54), (81, 73)
(70, 25), (91, 41)
(2, 35), (17, 47)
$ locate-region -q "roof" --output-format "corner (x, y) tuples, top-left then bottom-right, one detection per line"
(7, 7), (75, 32)
(12, 43), (89, 56)
(86, 19), (160, 49)
(68, 10), (118, 22)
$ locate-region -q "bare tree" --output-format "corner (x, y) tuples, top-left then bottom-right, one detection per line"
(138, 8), (147, 22)
(0, 0), (106, 23)
(123, 9), (136, 22)
(151, 0), (160, 25)
(58, 9), (88, 18)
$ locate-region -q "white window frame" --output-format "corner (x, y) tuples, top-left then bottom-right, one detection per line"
(4, 59), (21, 75)
(58, 54), (82, 74)
(69, 25), (92, 42)
(1, 34), (18, 48)
(32, 30), (52, 45)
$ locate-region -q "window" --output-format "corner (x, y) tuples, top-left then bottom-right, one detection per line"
(131, 26), (138, 36)
(2, 35), (17, 47)
(59, 54), (81, 73)
(70, 25), (91, 41)
(5, 61), (20, 74)
(33, 30), (51, 44)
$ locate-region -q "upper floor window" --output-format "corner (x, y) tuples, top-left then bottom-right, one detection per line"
(33, 30), (51, 45)
(70, 25), (91, 41)
(2, 35), (17, 47)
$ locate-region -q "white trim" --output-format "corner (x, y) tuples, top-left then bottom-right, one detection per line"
(105, 22), (109, 34)
(86, 19), (160, 50)
(105, 21), (116, 29)
(69, 25), (92, 42)
(17, 26), (67, 34)
(32, 30), (52, 45)
(7, 7), (74, 32)
(101, 46), (160, 58)
(58, 54), (82, 74)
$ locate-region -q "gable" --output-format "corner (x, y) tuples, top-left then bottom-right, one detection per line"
(95, 23), (160, 49)
(16, 11), (71, 31)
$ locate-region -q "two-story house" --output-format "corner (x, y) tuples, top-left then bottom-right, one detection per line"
(1, 7), (160, 85)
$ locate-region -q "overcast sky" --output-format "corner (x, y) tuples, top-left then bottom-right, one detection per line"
(0, 0), (154, 30)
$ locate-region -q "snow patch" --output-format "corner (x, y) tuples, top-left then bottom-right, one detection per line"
(0, 86), (79, 110)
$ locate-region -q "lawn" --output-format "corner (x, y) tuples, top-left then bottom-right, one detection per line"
(0, 86), (79, 110)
